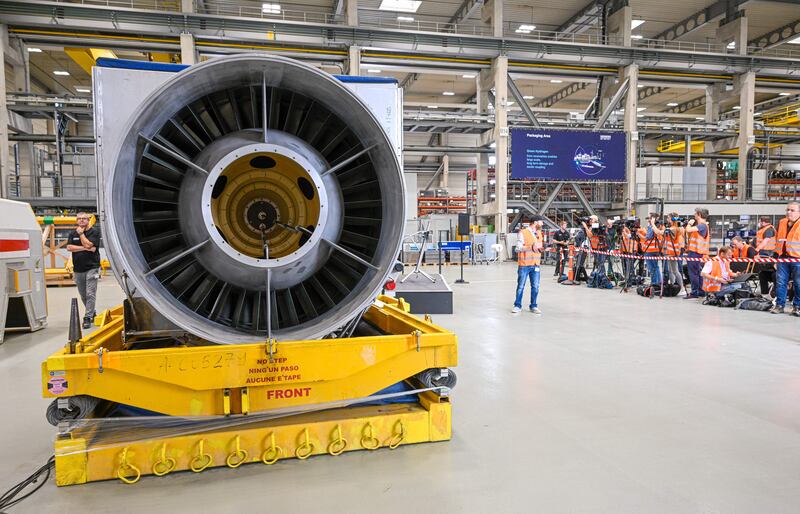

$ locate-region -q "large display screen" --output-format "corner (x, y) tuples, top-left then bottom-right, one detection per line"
(510, 129), (627, 182)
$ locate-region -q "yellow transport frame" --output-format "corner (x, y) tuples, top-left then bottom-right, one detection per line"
(42, 296), (458, 486)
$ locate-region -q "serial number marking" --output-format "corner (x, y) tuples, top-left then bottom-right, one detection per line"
(158, 352), (246, 374)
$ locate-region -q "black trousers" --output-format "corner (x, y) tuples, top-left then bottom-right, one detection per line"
(554, 247), (568, 276)
(759, 267), (775, 295)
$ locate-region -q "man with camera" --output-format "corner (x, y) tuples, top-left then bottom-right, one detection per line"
(641, 214), (664, 288)
(552, 220), (570, 278)
(512, 218), (544, 315)
(659, 213), (685, 287)
(618, 218), (639, 287)
(683, 208), (711, 299)
(580, 215), (609, 275)
(754, 216), (777, 295)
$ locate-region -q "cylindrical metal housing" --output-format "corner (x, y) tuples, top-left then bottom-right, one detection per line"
(104, 55), (404, 344)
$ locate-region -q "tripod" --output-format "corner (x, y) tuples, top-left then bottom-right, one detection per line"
(401, 229), (436, 284)
(620, 229), (642, 294)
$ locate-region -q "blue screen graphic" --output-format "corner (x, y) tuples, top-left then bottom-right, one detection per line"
(510, 129), (627, 182)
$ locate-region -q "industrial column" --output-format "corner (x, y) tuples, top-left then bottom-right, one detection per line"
(180, 33), (197, 65)
(622, 64), (638, 212)
(482, 0), (504, 38)
(475, 57), (508, 233)
(606, 3), (633, 46)
(347, 46), (361, 76)
(705, 85), (722, 200)
(737, 71), (756, 200)
(0, 25), (11, 198)
(493, 56), (509, 233)
(716, 12), (751, 200)
(345, 0), (358, 26)
(475, 73), (490, 223)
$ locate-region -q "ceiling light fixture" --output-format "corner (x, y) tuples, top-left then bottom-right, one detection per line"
(550, 79), (563, 83)
(75, 87), (91, 93)
(397, 16), (414, 22)
(732, 106), (741, 110)
(667, 102), (679, 107)
(27, 47), (42, 53)
(727, 41), (736, 49)
(427, 105), (438, 109)
(515, 24), (536, 34)
(367, 69), (381, 73)
(378, 0), (421, 13)
(637, 107), (646, 111)
(442, 91), (455, 96)
(261, 3), (281, 14)
(631, 35), (643, 40)
(779, 92), (791, 96)
(523, 95), (534, 99)
(53, 70), (70, 76)
(462, 74), (476, 79)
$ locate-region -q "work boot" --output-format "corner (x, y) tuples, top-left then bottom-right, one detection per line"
(769, 305), (785, 314)
(792, 306), (800, 317)
(82, 317), (93, 329)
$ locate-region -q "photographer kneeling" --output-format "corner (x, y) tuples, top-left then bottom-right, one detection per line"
(701, 247), (742, 297)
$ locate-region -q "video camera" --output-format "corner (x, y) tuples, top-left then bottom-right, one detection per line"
(670, 216), (689, 226)
(578, 216), (603, 234)
(613, 217), (639, 230)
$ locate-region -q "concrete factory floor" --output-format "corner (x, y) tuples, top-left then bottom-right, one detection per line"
(2, 263), (800, 513)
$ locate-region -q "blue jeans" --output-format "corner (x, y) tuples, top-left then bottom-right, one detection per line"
(775, 262), (800, 307)
(645, 254), (661, 285)
(595, 253), (606, 271)
(686, 252), (704, 296)
(716, 283), (743, 296)
(514, 265), (541, 309)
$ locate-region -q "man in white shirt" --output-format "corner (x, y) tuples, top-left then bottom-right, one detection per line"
(701, 246), (743, 296)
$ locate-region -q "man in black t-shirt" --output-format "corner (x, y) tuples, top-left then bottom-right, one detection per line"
(66, 213), (102, 329)
(552, 220), (570, 277)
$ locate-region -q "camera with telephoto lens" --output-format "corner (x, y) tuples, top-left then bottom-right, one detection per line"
(671, 216), (688, 226)
(624, 217), (639, 230)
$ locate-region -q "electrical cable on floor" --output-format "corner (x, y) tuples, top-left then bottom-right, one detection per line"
(0, 455), (55, 512)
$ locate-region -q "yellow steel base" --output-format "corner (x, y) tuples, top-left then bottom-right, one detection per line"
(44, 295), (457, 486)
(54, 391), (450, 486)
(42, 296), (457, 417)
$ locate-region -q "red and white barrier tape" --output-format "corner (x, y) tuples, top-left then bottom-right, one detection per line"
(576, 247), (800, 263)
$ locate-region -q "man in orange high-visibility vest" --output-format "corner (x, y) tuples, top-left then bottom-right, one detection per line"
(755, 216), (777, 295)
(701, 247), (742, 297)
(771, 201), (800, 316)
(683, 207), (711, 299)
(512, 219), (544, 315)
